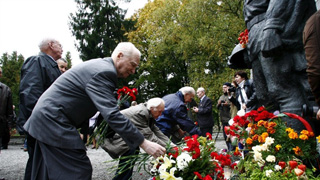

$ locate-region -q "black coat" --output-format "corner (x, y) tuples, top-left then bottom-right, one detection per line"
(17, 52), (61, 130)
(24, 58), (144, 150)
(196, 96), (214, 128)
(0, 82), (13, 137)
(230, 79), (258, 112)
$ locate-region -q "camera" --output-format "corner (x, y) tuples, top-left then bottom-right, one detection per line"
(228, 86), (236, 92)
(302, 104), (319, 120)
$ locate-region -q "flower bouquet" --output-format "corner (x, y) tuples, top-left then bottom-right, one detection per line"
(238, 29), (248, 48)
(89, 86), (138, 148)
(149, 133), (238, 180)
(225, 107), (320, 179)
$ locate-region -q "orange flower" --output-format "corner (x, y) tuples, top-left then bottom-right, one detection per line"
(288, 131), (298, 139)
(252, 134), (259, 141)
(267, 122), (277, 128)
(286, 128), (294, 133)
(246, 137), (253, 145)
(257, 120), (265, 127)
(267, 128), (276, 134)
(293, 146), (302, 156)
(299, 134), (308, 141)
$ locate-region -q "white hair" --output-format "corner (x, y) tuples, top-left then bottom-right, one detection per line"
(147, 97), (165, 110)
(38, 38), (58, 52)
(197, 87), (205, 93)
(111, 42), (141, 60)
(179, 86), (195, 95)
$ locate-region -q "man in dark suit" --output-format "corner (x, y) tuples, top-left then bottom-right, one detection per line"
(17, 38), (63, 180)
(193, 87), (214, 137)
(23, 42), (165, 180)
(0, 67), (14, 150)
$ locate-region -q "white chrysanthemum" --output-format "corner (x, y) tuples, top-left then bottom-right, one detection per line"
(176, 152), (192, 170)
(159, 167), (182, 180)
(274, 165), (282, 171)
(265, 169), (273, 177)
(265, 137), (275, 146)
(252, 145), (262, 152)
(266, 155), (276, 162)
(253, 151), (262, 162)
(260, 143), (268, 151)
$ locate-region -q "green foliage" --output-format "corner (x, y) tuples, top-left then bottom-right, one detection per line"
(0, 52), (24, 111)
(69, 0), (135, 61)
(64, 51), (73, 69)
(127, 0), (245, 120)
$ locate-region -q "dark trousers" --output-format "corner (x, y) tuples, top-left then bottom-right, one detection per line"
(199, 126), (213, 137)
(24, 133), (36, 180)
(1, 122), (10, 149)
(31, 140), (92, 180)
(113, 147), (140, 180)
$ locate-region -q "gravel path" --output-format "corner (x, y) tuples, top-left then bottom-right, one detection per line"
(0, 134), (227, 180)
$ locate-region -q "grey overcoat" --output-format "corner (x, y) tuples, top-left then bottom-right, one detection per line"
(102, 103), (170, 159)
(24, 58), (144, 150)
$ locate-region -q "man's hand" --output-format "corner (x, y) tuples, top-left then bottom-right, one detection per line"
(317, 109), (320, 120)
(192, 107), (199, 113)
(140, 139), (166, 159)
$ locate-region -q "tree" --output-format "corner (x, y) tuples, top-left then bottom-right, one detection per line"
(127, 0), (245, 104)
(69, 0), (135, 61)
(0, 52), (24, 110)
(64, 51), (73, 69)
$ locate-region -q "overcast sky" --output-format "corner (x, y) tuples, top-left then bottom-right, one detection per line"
(0, 0), (148, 66)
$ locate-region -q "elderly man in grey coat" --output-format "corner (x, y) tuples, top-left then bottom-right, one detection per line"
(103, 97), (172, 180)
(23, 42), (166, 180)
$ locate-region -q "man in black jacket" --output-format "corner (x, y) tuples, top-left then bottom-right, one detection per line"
(193, 87), (214, 137)
(17, 38), (63, 180)
(0, 67), (14, 150)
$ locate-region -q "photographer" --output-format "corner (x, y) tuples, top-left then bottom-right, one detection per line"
(228, 71), (258, 113)
(217, 83), (234, 151)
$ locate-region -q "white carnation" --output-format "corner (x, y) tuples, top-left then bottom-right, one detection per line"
(266, 155), (276, 162)
(176, 152), (192, 170)
(266, 169), (273, 177)
(265, 137), (275, 146)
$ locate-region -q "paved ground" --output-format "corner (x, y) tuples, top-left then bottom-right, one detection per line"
(0, 133), (227, 180)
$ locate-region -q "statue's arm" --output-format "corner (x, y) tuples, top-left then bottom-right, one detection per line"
(261, 0), (293, 57)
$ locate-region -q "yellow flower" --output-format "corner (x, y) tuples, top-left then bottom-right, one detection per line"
(257, 120), (265, 127)
(258, 132), (268, 143)
(317, 136), (320, 143)
(293, 146), (302, 156)
(275, 144), (282, 151)
(159, 167), (182, 180)
(286, 128), (294, 133)
(299, 134), (308, 141)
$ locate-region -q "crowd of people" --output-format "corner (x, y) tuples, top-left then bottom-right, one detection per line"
(1, 4), (320, 179)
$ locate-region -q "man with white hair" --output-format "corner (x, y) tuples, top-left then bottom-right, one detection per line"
(193, 87), (214, 137)
(103, 97), (171, 180)
(17, 38), (63, 180)
(23, 42), (165, 179)
(156, 86), (201, 143)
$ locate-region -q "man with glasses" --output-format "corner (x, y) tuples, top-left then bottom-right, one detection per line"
(17, 38), (63, 180)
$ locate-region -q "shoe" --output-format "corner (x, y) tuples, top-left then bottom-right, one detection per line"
(1, 145), (8, 150)
(23, 148), (28, 152)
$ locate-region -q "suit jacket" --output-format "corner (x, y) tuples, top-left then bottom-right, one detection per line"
(17, 52), (61, 129)
(0, 82), (13, 137)
(197, 95), (214, 127)
(23, 58), (144, 150)
(230, 79), (258, 112)
(102, 103), (170, 159)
